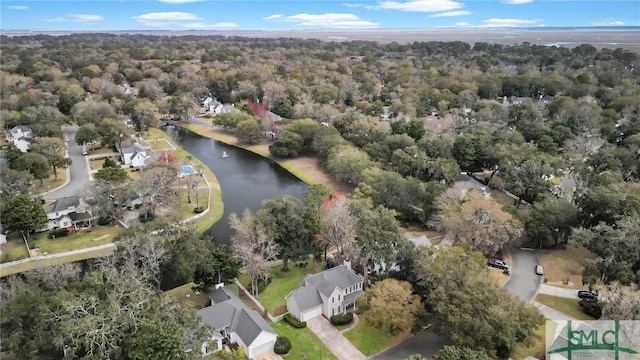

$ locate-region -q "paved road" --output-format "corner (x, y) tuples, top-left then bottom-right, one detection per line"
(306, 317), (366, 360)
(370, 329), (448, 360)
(504, 248), (543, 301)
(42, 126), (91, 201)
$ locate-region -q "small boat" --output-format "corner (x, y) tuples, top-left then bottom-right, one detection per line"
(221, 151), (229, 158)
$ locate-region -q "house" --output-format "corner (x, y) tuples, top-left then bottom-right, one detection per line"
(120, 141), (153, 168)
(42, 196), (93, 231)
(405, 233), (433, 249)
(503, 96), (531, 105)
(118, 84), (133, 95)
(195, 286), (277, 359)
(6, 125), (33, 152)
(286, 260), (364, 322)
(538, 95), (553, 105)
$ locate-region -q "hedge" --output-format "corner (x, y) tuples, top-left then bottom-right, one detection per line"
(330, 312), (353, 326)
(274, 336), (291, 355)
(193, 206), (205, 214)
(48, 228), (70, 239)
(284, 314), (307, 328)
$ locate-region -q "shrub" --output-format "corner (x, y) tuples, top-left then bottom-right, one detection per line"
(579, 299), (602, 319)
(97, 217), (112, 225)
(274, 336), (291, 355)
(48, 228), (70, 239)
(330, 312), (353, 326)
(193, 206), (205, 214)
(284, 314), (307, 328)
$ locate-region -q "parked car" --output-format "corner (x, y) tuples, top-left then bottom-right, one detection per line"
(578, 290), (597, 301)
(487, 258), (510, 271)
(82, 149), (88, 156)
(535, 265), (544, 275)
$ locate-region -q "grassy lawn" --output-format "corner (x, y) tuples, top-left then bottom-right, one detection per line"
(491, 190), (531, 222)
(89, 156), (119, 170)
(239, 260), (324, 315)
(31, 169), (68, 195)
(271, 321), (337, 360)
(166, 282), (213, 311)
(404, 226), (444, 245)
(489, 267), (510, 288)
(343, 313), (409, 356)
(510, 324), (546, 360)
(29, 226), (119, 255)
(0, 237), (29, 262)
(0, 246), (114, 277)
(535, 294), (595, 320)
(537, 245), (595, 288)
(146, 128), (223, 233)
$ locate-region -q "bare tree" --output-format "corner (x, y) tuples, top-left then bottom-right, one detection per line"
(598, 282), (640, 320)
(131, 165), (178, 220)
(315, 193), (358, 260)
(229, 209), (279, 297)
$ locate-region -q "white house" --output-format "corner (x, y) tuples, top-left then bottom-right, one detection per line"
(42, 196), (93, 231)
(286, 260), (364, 322)
(6, 125), (33, 152)
(120, 141), (153, 168)
(195, 286), (277, 359)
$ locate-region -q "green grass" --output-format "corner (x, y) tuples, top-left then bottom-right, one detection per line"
(272, 321), (337, 360)
(342, 313), (407, 356)
(31, 169), (68, 195)
(0, 238), (29, 262)
(166, 282), (213, 311)
(29, 226), (120, 255)
(535, 294), (596, 320)
(510, 323), (546, 360)
(0, 246), (114, 277)
(239, 260), (324, 315)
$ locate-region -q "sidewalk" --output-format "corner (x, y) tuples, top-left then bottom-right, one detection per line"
(306, 317), (366, 360)
(529, 301), (577, 321)
(538, 284), (581, 299)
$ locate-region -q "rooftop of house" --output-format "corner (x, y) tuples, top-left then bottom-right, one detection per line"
(196, 287), (275, 347)
(43, 196), (80, 214)
(405, 234), (433, 248)
(302, 264), (364, 297)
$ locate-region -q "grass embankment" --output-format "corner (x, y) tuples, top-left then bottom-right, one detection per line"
(0, 246), (114, 277)
(343, 313), (409, 356)
(177, 121), (352, 193)
(146, 128), (224, 233)
(31, 168), (68, 195)
(534, 294), (595, 321)
(272, 321), (338, 360)
(537, 245), (594, 288)
(510, 324), (546, 360)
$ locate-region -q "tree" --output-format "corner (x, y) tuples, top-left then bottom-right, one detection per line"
(1, 194), (48, 240)
(525, 196), (578, 248)
(269, 130), (304, 157)
(597, 282), (640, 320)
(126, 319), (187, 360)
(12, 152), (49, 185)
(194, 244), (240, 290)
(30, 137), (71, 181)
(131, 98), (159, 131)
(452, 132), (491, 173)
(326, 145), (378, 184)
(316, 193), (358, 260)
(212, 112), (256, 131)
(75, 123), (99, 147)
(0, 168), (34, 198)
(71, 100), (118, 125)
(229, 209), (279, 297)
(437, 346), (492, 360)
(169, 95), (196, 122)
(425, 158), (462, 185)
(235, 119), (264, 144)
(286, 118), (322, 150)
(441, 192), (522, 256)
(257, 195), (312, 272)
(367, 279), (424, 335)
(390, 119), (426, 141)
(94, 167), (129, 182)
(132, 165), (178, 219)
(58, 83), (86, 115)
(500, 155), (553, 207)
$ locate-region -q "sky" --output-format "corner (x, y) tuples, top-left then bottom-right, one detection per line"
(1, 0), (639, 31)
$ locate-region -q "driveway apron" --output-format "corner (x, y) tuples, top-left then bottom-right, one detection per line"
(306, 317), (366, 360)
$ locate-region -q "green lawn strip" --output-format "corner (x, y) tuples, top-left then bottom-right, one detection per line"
(28, 226), (120, 255)
(166, 282), (212, 311)
(535, 294), (595, 320)
(0, 237), (29, 262)
(342, 313), (406, 356)
(31, 169), (68, 195)
(510, 323), (546, 360)
(146, 128), (223, 233)
(271, 321), (337, 360)
(240, 261), (324, 315)
(0, 247), (114, 277)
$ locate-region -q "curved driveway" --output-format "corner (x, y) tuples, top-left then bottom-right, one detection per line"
(42, 126), (91, 201)
(503, 248), (542, 301)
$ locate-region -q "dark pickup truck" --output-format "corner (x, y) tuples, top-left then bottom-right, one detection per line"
(487, 258), (510, 271)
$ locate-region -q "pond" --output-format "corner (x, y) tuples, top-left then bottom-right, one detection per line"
(164, 126), (309, 245)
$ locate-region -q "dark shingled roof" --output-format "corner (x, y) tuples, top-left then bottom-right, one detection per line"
(43, 196), (79, 214)
(288, 265), (364, 313)
(287, 284), (323, 311)
(196, 287), (275, 347)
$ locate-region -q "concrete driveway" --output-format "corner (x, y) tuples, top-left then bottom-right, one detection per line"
(539, 284), (583, 299)
(306, 317), (366, 360)
(503, 248), (543, 301)
(42, 126), (91, 201)
(369, 328), (448, 360)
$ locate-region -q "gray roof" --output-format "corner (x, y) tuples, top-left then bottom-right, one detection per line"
(405, 234), (433, 249)
(287, 285), (323, 311)
(69, 212), (92, 221)
(43, 196), (79, 214)
(9, 125), (32, 137)
(303, 265), (363, 295)
(196, 287), (275, 347)
(343, 290), (363, 305)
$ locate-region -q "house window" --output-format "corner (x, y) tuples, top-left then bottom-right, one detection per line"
(338, 295), (341, 301)
(332, 297), (334, 303)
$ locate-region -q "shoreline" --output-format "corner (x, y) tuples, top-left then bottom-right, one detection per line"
(174, 121), (352, 193)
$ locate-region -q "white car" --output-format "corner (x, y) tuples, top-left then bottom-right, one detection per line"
(82, 149), (88, 156)
(535, 265), (544, 275)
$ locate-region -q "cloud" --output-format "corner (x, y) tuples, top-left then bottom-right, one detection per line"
(44, 14), (104, 23)
(181, 22), (239, 29)
(265, 13), (379, 29)
(8, 5), (28, 10)
(375, 0), (463, 12)
(480, 18), (542, 27)
(502, 0), (534, 4)
(429, 10), (470, 17)
(341, 2), (364, 7)
(133, 12), (202, 26)
(263, 14), (283, 20)
(157, 0), (203, 3)
(593, 20), (624, 26)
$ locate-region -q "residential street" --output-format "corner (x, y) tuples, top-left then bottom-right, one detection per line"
(42, 126), (91, 201)
(369, 328), (448, 360)
(503, 248), (542, 301)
